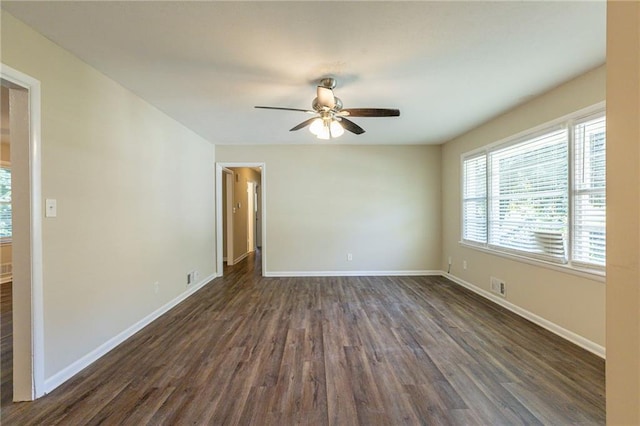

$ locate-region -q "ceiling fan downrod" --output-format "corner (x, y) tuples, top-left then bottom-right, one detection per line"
(319, 77), (337, 89)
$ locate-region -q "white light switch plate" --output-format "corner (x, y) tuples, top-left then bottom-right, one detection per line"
(45, 198), (57, 217)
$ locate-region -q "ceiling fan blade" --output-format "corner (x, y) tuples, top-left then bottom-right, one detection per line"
(255, 106), (315, 114)
(339, 117), (365, 135)
(341, 108), (400, 117)
(316, 86), (335, 109)
(289, 117), (318, 132)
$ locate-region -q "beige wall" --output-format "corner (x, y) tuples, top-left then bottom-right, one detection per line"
(441, 65), (606, 348)
(1, 12), (216, 379)
(606, 2), (640, 423)
(1, 243), (11, 269)
(1, 85), (9, 144)
(0, 142), (9, 160)
(217, 144), (441, 274)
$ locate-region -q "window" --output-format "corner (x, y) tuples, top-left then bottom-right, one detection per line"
(0, 165), (10, 243)
(489, 129), (569, 262)
(462, 154), (487, 243)
(573, 115), (606, 266)
(461, 109), (606, 271)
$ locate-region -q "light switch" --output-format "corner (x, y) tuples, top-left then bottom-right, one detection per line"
(45, 198), (57, 218)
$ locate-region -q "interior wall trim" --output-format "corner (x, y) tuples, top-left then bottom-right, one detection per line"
(443, 271), (606, 359)
(43, 273), (218, 394)
(233, 252), (249, 265)
(264, 270), (441, 277)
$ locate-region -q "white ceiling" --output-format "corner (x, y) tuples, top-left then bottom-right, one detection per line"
(2, 1), (606, 145)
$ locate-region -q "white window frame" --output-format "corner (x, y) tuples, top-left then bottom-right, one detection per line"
(460, 103), (605, 278)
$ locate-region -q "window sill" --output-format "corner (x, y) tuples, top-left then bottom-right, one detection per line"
(458, 241), (605, 283)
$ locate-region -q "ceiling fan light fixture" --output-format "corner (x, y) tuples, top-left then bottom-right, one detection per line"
(316, 126), (331, 140)
(310, 118), (344, 140)
(329, 120), (344, 137)
(309, 118), (324, 136)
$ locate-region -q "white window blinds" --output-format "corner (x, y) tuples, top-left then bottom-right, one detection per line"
(462, 155), (487, 243)
(488, 129), (569, 262)
(461, 108), (606, 273)
(572, 115), (606, 267)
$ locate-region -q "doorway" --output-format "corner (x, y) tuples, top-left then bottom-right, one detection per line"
(215, 163), (266, 276)
(222, 168), (233, 266)
(247, 181), (256, 253)
(1, 65), (45, 401)
(1, 83), (14, 407)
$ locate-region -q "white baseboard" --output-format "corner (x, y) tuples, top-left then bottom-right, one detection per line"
(44, 273), (217, 394)
(234, 252), (248, 264)
(442, 272), (606, 359)
(264, 270), (441, 277)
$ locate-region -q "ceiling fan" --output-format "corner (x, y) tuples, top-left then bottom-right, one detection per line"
(255, 77), (400, 140)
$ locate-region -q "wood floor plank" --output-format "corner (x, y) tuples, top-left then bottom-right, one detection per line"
(0, 251), (605, 424)
(0, 281), (13, 407)
(299, 360), (327, 420)
(343, 344), (389, 425)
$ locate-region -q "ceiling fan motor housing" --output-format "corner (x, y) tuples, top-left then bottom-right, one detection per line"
(312, 96), (342, 112)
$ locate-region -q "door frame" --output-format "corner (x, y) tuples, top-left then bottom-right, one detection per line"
(222, 168), (233, 265)
(215, 162), (266, 276)
(246, 180), (256, 253)
(1, 64), (45, 399)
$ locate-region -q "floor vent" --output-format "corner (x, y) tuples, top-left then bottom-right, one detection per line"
(490, 276), (506, 297)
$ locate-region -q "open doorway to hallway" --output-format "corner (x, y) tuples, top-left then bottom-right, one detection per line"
(1, 83), (15, 406)
(1, 66), (45, 402)
(216, 163), (265, 277)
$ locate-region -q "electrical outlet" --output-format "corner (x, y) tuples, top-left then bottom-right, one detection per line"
(153, 281), (159, 294)
(448, 256), (452, 264)
(463, 260), (467, 270)
(347, 253), (353, 261)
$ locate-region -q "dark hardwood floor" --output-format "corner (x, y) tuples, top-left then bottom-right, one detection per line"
(1, 280), (12, 409)
(0, 252), (605, 425)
